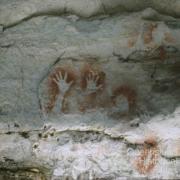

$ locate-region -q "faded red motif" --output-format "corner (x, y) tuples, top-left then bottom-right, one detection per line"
(134, 136), (159, 175)
(111, 85), (137, 115)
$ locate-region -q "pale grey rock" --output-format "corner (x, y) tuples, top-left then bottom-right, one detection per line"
(0, 109), (179, 179)
(0, 0), (180, 179)
(0, 26), (3, 34)
(141, 8), (177, 21)
(1, 0), (180, 28)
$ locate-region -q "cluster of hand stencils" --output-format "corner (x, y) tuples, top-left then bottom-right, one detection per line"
(51, 68), (104, 113)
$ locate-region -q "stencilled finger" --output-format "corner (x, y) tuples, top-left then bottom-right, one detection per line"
(88, 72), (92, 80)
(55, 73), (60, 81)
(86, 77), (89, 83)
(53, 78), (59, 85)
(95, 76), (99, 83)
(90, 70), (96, 79)
(59, 71), (63, 80)
(94, 72), (98, 80)
(64, 72), (68, 81)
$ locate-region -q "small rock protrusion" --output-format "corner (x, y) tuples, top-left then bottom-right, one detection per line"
(33, 143), (39, 149)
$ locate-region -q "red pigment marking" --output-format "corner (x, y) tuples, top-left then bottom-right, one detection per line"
(45, 66), (76, 113)
(112, 85), (137, 110)
(134, 136), (159, 175)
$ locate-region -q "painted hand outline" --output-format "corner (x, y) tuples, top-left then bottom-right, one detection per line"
(85, 71), (103, 95)
(53, 71), (73, 96)
(52, 71), (74, 113)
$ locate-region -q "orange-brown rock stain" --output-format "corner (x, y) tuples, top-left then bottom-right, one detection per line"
(164, 32), (175, 43)
(128, 33), (139, 48)
(143, 23), (157, 44)
(158, 46), (167, 61)
(134, 136), (159, 175)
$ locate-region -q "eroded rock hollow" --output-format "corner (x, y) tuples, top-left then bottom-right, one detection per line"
(0, 0), (180, 179)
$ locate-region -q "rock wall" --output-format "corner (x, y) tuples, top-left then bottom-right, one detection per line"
(0, 0), (180, 179)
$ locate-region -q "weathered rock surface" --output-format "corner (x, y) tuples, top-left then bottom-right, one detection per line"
(0, 0), (180, 179)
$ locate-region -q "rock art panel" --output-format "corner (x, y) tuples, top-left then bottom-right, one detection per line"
(38, 53), (179, 122)
(39, 61), (139, 121)
(127, 22), (179, 62)
(0, 0), (180, 179)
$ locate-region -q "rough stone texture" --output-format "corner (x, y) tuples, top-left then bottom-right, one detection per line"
(0, 0), (180, 179)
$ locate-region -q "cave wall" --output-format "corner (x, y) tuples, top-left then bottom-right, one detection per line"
(0, 0), (180, 179)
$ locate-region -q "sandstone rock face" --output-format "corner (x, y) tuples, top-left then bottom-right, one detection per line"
(0, 0), (180, 179)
